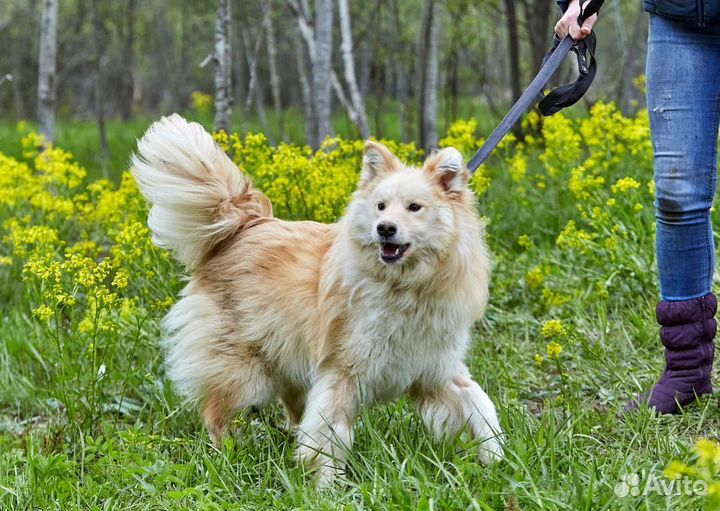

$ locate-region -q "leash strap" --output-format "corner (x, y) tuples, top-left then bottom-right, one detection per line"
(537, 32), (596, 115)
(467, 0), (605, 174)
(540, 0), (604, 116)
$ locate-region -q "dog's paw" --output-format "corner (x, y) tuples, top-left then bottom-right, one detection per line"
(478, 433), (504, 465)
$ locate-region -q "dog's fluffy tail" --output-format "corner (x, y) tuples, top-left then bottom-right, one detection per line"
(131, 114), (272, 269)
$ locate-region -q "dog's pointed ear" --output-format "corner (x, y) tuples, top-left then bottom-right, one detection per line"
(424, 147), (468, 193)
(361, 141), (401, 184)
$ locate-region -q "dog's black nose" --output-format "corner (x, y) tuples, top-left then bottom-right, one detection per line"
(377, 222), (397, 237)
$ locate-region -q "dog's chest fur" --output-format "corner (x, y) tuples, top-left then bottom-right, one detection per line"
(342, 281), (471, 402)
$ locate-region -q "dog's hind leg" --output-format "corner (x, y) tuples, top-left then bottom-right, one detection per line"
(412, 364), (504, 465)
(202, 356), (277, 446)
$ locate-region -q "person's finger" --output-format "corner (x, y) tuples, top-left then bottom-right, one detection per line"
(569, 24), (584, 40)
(555, 18), (572, 38)
(569, 13), (596, 40)
(581, 13), (598, 35)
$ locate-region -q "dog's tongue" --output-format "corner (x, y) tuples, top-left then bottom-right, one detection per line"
(382, 244), (400, 258)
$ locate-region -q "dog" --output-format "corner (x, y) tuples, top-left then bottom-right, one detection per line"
(131, 115), (503, 485)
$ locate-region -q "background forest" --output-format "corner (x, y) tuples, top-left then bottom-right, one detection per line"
(1, 0), (647, 169)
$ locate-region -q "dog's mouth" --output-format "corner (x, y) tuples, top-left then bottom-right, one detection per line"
(380, 242), (411, 263)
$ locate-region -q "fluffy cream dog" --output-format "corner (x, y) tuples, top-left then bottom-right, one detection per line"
(132, 115), (503, 485)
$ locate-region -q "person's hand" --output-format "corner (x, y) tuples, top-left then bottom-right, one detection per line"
(554, 0), (598, 41)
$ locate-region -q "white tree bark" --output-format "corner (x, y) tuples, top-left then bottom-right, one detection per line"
(313, 0), (333, 146)
(214, 0), (232, 133)
(286, 0), (359, 145)
(37, 0), (58, 142)
(337, 0), (369, 139)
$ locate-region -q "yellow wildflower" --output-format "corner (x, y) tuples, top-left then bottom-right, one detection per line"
(546, 341), (563, 359)
(694, 438), (720, 466)
(541, 319), (567, 339)
(611, 177), (641, 194)
(664, 460), (695, 479)
(525, 266), (544, 290)
(32, 304), (54, 322)
(112, 268), (129, 290)
(517, 235), (534, 250)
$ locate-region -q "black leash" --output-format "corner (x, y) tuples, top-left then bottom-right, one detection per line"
(467, 0), (605, 174)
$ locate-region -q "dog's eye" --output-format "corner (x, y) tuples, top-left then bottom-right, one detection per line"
(377, 202), (385, 211)
(408, 203), (422, 212)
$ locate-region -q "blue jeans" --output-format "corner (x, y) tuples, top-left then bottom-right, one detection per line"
(647, 15), (720, 301)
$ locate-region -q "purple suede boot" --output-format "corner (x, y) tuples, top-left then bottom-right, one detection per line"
(627, 293), (716, 414)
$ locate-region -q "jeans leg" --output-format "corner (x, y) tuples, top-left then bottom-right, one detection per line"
(647, 15), (720, 301)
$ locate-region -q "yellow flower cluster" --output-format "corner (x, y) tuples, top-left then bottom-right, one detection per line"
(611, 177), (641, 194)
(541, 319), (567, 339)
(1, 122), (494, 348)
(546, 341), (563, 359)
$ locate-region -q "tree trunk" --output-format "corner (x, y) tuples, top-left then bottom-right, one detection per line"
(619, 2), (646, 114)
(390, 0), (409, 142)
(519, 0), (553, 75)
(419, 0), (438, 151)
(241, 27), (272, 141)
(263, 3), (285, 140)
(337, 0), (369, 139)
(153, 1), (174, 110)
(313, 0), (334, 146)
(11, 0), (26, 119)
(287, 0), (358, 145)
(37, 0), (58, 142)
(120, 0), (136, 121)
(504, 0), (522, 137)
(177, 0), (190, 110)
(293, 24), (315, 147)
(91, 0), (110, 174)
(214, 0), (232, 133)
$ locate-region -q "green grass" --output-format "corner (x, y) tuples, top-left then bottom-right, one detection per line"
(2, 290), (717, 509)
(2, 105), (720, 510)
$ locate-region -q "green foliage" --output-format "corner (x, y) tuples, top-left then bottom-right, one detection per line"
(2, 106), (720, 510)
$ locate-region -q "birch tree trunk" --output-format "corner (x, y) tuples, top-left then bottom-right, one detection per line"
(37, 0), (58, 142)
(263, 3), (285, 140)
(120, 0), (136, 121)
(293, 24), (315, 147)
(337, 0), (369, 139)
(91, 0), (110, 174)
(313, 0), (334, 146)
(214, 0), (232, 133)
(419, 0), (438, 151)
(287, 0), (358, 146)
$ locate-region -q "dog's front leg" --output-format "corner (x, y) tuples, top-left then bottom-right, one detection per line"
(412, 364), (504, 465)
(297, 372), (359, 487)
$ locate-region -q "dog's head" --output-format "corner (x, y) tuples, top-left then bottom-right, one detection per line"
(346, 141), (473, 269)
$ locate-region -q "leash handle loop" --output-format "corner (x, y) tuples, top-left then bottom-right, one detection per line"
(578, 0), (604, 24)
